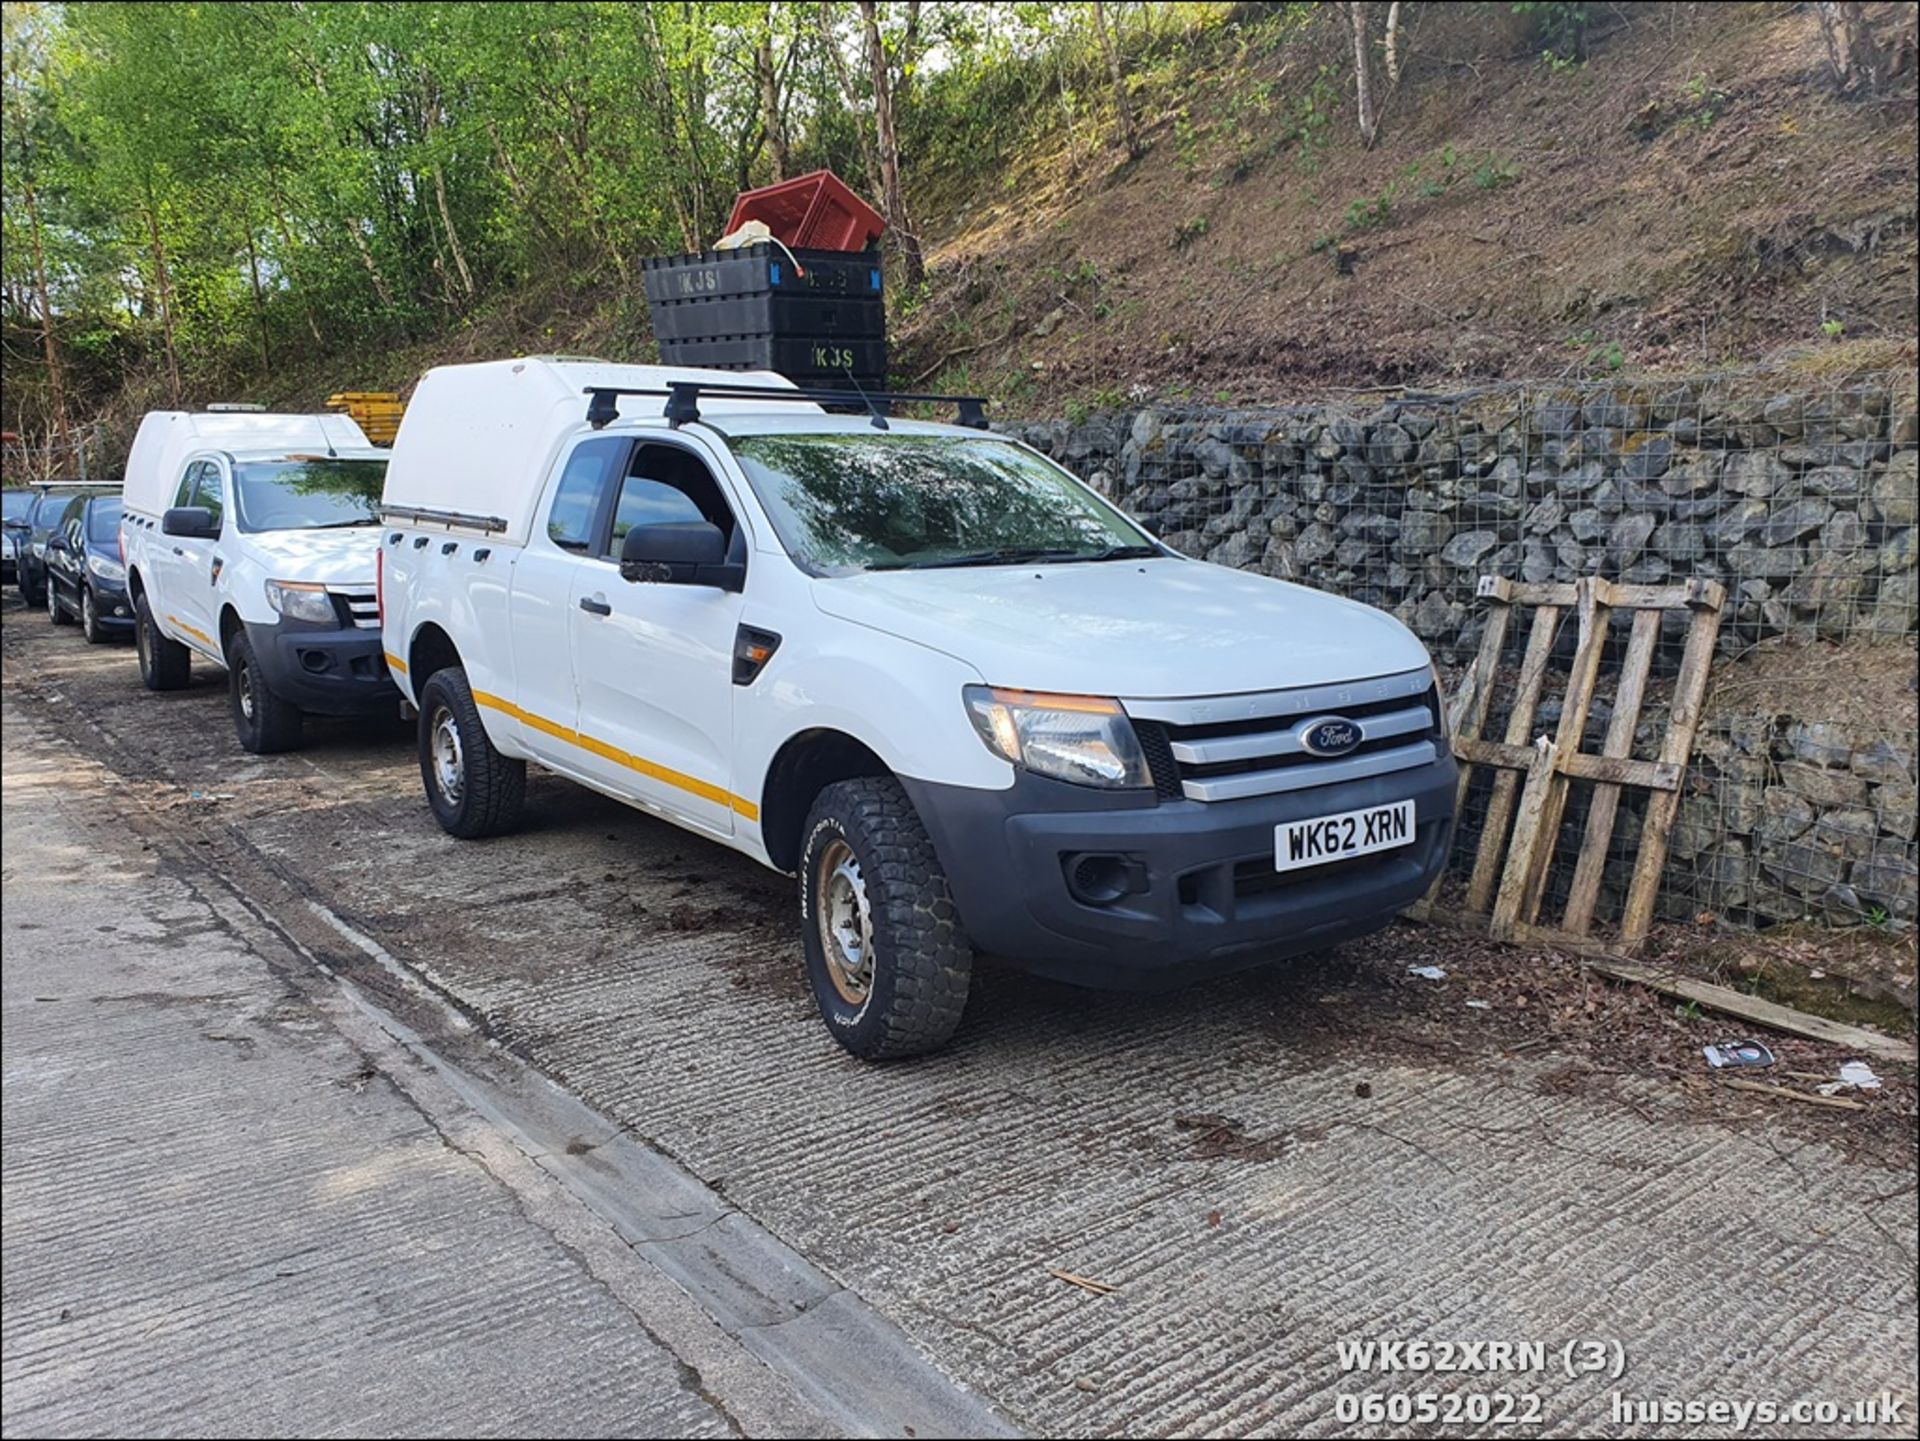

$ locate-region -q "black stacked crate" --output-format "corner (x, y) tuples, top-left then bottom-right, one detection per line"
(641, 244), (885, 390)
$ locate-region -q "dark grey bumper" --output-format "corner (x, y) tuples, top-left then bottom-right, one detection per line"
(901, 754), (1456, 989)
(243, 619), (397, 717)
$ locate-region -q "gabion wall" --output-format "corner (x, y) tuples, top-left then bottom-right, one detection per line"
(1003, 369), (1919, 952)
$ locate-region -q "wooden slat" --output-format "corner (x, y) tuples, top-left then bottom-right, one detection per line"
(1453, 738), (1680, 789)
(1561, 608), (1663, 935)
(1453, 736), (1536, 770)
(1568, 952), (1916, 1063)
(1498, 579), (1725, 611)
(1494, 578), (1611, 934)
(1464, 604), (1563, 911)
(1618, 593), (1726, 945)
(1560, 753), (1682, 791)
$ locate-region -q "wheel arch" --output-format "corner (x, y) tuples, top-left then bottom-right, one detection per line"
(759, 727), (894, 873)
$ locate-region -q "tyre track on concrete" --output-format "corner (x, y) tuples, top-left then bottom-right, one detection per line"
(5, 603), (1915, 1438)
(2, 625), (1020, 1440)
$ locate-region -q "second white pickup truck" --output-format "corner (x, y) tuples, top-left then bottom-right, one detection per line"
(121, 409), (397, 753)
(379, 358), (1456, 1058)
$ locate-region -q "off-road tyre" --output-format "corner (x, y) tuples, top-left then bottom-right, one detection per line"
(799, 776), (972, 1060)
(135, 594), (191, 691)
(418, 665), (525, 839)
(227, 629), (303, 754)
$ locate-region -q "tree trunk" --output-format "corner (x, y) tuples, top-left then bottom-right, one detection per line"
(754, 22), (791, 181)
(1348, 2), (1379, 148)
(243, 226), (272, 375)
(345, 217), (396, 307)
(858, 0), (924, 289)
(20, 158), (69, 453)
(819, 2), (885, 203)
(142, 178), (183, 405)
(1093, 0), (1141, 159)
(1817, 2), (1888, 93)
(425, 83), (476, 301)
(1383, 0), (1403, 87)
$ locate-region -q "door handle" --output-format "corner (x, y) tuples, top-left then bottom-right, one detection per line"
(578, 595), (612, 617)
(171, 547), (184, 557)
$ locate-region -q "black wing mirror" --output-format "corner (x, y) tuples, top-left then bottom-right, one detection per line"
(619, 521), (742, 592)
(162, 506), (219, 539)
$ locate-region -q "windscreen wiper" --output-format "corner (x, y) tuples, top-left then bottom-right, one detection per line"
(309, 517), (381, 529)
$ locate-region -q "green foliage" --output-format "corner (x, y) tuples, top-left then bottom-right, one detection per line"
(1512, 2), (1588, 61)
(1170, 215), (1210, 250)
(1821, 317), (1847, 339)
(1679, 74), (1729, 131)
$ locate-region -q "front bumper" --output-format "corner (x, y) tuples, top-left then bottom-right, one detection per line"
(243, 618), (397, 717)
(88, 580), (136, 630)
(902, 753), (1457, 990)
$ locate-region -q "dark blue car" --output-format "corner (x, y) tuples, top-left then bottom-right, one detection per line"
(44, 492), (133, 643)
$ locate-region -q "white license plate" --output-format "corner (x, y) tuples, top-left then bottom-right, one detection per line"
(1275, 799), (1416, 872)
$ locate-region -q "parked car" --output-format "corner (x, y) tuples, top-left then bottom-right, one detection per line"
(14, 483), (106, 606)
(121, 409), (395, 753)
(378, 359), (1457, 1059)
(44, 491), (132, 642)
(2, 488), (32, 585)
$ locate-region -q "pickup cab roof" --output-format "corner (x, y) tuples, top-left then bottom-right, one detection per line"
(385, 358), (831, 544)
(122, 410), (373, 518)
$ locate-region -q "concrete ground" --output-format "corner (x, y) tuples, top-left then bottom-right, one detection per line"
(2, 596), (1914, 1438)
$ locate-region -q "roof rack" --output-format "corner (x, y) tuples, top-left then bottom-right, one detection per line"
(582, 381), (990, 433)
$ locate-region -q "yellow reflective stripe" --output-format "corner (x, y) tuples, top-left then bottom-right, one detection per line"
(469, 689), (758, 821)
(384, 652), (408, 674)
(167, 615), (214, 648)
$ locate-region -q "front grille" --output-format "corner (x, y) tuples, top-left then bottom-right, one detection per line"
(334, 589), (380, 630)
(1124, 669), (1440, 803)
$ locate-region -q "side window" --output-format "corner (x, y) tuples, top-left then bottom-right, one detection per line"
(546, 437), (627, 552)
(173, 462), (201, 510)
(605, 444), (735, 559)
(191, 464), (225, 530)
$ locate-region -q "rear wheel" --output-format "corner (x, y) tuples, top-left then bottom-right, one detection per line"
(418, 666), (525, 839)
(80, 587), (108, 644)
(47, 579), (72, 626)
(227, 629), (302, 753)
(135, 594), (191, 691)
(799, 776), (972, 1060)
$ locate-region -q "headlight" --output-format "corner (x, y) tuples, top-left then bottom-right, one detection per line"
(264, 579), (338, 625)
(88, 554), (126, 583)
(963, 685), (1151, 789)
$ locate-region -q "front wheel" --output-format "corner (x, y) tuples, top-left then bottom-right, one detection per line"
(135, 594), (191, 691)
(47, 579), (72, 626)
(799, 776), (973, 1060)
(80, 587), (108, 644)
(417, 666), (525, 839)
(227, 629), (303, 753)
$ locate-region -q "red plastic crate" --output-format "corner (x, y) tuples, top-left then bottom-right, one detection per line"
(726, 170), (886, 253)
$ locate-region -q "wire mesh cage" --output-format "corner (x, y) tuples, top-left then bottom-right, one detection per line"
(1006, 366), (1919, 934)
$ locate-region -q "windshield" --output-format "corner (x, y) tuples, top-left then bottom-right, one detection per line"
(2, 491), (31, 523)
(86, 497), (123, 543)
(729, 433), (1156, 575)
(32, 492), (80, 528)
(232, 459), (387, 533)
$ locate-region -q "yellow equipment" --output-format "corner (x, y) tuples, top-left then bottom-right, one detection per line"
(326, 391), (405, 447)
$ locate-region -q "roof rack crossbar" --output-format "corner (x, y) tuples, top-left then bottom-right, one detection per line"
(581, 382), (989, 432)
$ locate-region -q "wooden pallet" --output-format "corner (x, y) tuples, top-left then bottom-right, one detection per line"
(1428, 574), (1725, 950)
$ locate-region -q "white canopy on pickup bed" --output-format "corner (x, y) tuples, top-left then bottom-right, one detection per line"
(122, 410), (373, 519)
(382, 357), (820, 544)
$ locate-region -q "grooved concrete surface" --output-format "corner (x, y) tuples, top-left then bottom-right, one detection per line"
(3, 601), (1916, 1438)
(0, 718), (743, 1437)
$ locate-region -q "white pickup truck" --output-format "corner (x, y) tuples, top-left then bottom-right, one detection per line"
(122, 409), (397, 752)
(379, 358), (1456, 1058)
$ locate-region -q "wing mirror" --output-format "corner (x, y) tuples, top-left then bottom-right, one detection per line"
(162, 506), (219, 539)
(619, 521), (743, 592)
